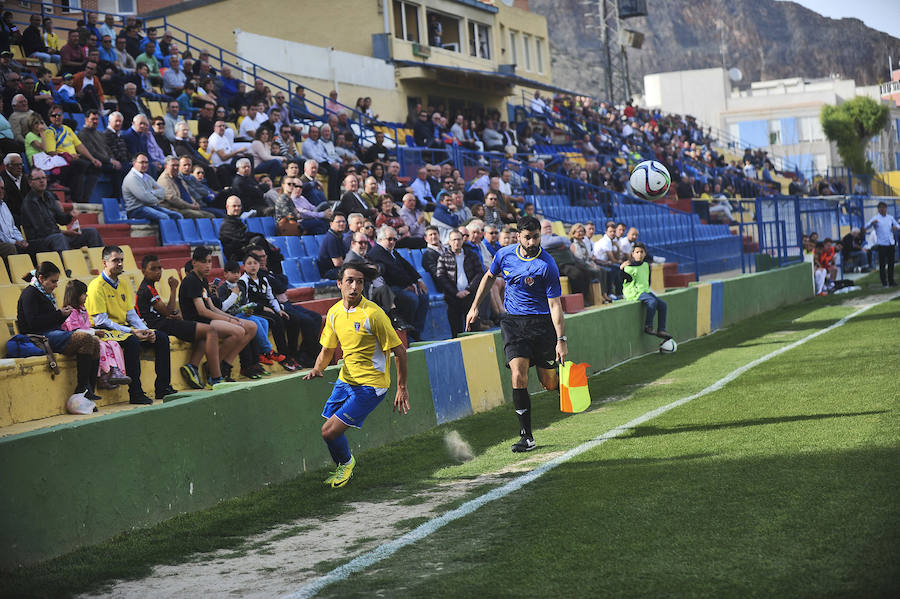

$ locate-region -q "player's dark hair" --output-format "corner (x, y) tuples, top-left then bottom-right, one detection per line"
(338, 262), (375, 282)
(632, 241), (646, 251)
(192, 246), (212, 262)
(223, 260), (241, 273)
(101, 245), (122, 260)
(517, 215), (540, 232)
(141, 254), (159, 269)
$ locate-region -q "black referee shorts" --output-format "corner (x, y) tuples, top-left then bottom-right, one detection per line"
(500, 314), (557, 370)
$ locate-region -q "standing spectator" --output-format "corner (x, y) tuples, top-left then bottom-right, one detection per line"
(85, 246), (175, 404)
(122, 153), (182, 222)
(78, 109), (125, 198)
(21, 169), (103, 251)
(367, 225), (429, 341)
(421, 225), (443, 280)
(865, 201), (899, 287)
(436, 229), (484, 337)
(17, 262), (102, 402)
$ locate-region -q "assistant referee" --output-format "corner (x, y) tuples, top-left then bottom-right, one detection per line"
(465, 215), (567, 452)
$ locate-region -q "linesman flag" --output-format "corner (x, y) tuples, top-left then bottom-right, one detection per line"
(559, 361), (591, 413)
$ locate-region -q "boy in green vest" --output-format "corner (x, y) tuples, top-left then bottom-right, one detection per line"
(620, 242), (671, 340)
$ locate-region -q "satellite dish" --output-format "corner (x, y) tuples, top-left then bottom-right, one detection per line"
(728, 67), (743, 82)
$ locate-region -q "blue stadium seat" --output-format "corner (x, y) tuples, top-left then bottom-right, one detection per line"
(298, 256), (321, 282)
(409, 249), (423, 269)
(417, 269), (443, 301)
(246, 217), (265, 235)
(212, 218), (223, 233)
(267, 236), (288, 256)
(282, 258), (307, 287)
(285, 236), (305, 258)
(177, 219), (204, 244)
(159, 220), (184, 245)
(395, 248), (412, 264)
(261, 217), (276, 237)
(101, 197), (149, 225)
(302, 235), (320, 257)
(196, 219), (218, 244)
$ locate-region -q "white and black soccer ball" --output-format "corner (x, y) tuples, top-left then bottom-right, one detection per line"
(659, 338), (677, 354)
(630, 160), (671, 201)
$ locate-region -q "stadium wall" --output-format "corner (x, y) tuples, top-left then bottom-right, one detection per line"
(0, 263), (812, 568)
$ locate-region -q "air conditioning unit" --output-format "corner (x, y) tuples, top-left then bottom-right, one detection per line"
(412, 43), (431, 58)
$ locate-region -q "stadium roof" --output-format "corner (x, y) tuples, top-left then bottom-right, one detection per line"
(392, 60), (585, 97)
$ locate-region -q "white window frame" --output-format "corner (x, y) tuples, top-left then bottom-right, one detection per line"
(535, 38), (544, 73)
(469, 20), (491, 60)
(394, 0), (420, 43)
(522, 34), (531, 71)
(509, 30), (518, 64)
(98, 0), (136, 15)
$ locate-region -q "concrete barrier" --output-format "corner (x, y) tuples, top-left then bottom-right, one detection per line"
(0, 263), (813, 567)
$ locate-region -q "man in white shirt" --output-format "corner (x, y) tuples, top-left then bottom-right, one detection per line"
(208, 120), (245, 167)
(238, 102), (268, 139)
(530, 91), (548, 116)
(865, 201), (899, 287)
(593, 222), (624, 297)
(0, 178), (28, 258)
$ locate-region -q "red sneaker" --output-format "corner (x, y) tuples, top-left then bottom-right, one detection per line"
(258, 353), (274, 365)
(265, 351), (286, 363)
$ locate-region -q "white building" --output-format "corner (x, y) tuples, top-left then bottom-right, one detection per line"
(643, 68), (900, 179)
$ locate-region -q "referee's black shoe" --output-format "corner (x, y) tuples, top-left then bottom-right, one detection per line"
(511, 436), (536, 453)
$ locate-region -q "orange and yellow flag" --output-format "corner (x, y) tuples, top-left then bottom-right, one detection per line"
(559, 361), (591, 413)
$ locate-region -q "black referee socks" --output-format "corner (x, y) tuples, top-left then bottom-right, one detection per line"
(512, 388), (532, 439)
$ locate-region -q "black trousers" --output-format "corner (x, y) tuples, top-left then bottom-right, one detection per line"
(256, 310), (300, 356)
(281, 303), (323, 358)
(119, 331), (171, 397)
(446, 293), (475, 338)
(876, 244), (896, 285)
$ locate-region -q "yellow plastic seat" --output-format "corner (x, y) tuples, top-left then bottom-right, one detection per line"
(0, 285), (22, 318)
(157, 269), (181, 303)
(149, 102), (164, 118)
(35, 252), (65, 275)
(121, 246), (139, 273)
(188, 120), (199, 136)
(551, 221), (567, 237)
(86, 247), (103, 273)
(7, 254), (35, 283)
(0, 261), (10, 285)
(61, 249), (91, 278)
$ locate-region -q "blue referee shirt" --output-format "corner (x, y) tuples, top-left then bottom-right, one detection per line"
(489, 244), (562, 315)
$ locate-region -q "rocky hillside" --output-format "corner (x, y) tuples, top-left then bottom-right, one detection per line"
(529, 0), (899, 96)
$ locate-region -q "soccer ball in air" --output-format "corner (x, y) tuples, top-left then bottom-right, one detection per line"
(659, 338), (677, 354)
(630, 160), (671, 201)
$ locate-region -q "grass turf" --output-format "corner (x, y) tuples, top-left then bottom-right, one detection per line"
(2, 282), (898, 597)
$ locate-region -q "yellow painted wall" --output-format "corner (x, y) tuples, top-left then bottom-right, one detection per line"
(873, 171), (900, 196)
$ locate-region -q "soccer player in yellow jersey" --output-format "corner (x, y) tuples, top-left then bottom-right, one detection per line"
(303, 264), (409, 488)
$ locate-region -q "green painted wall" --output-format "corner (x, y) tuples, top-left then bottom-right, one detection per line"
(0, 264), (812, 568)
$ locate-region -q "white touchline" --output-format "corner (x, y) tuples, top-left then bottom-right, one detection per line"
(283, 296), (891, 599)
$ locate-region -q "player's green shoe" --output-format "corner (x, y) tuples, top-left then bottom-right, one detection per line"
(327, 455), (356, 488)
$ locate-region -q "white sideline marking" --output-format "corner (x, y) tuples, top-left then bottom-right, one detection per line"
(283, 298), (889, 599)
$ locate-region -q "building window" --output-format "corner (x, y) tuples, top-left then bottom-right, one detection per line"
(98, 0), (135, 14)
(426, 11), (461, 52)
(799, 116), (824, 142)
(768, 119), (781, 145)
(509, 31), (518, 64)
(535, 38), (544, 73)
(393, 0), (420, 43)
(522, 34), (531, 71)
(469, 21), (491, 59)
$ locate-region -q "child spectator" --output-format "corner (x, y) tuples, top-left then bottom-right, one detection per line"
(16, 262), (102, 402)
(819, 238), (838, 282)
(217, 260), (283, 369)
(813, 242), (830, 295)
(238, 251), (300, 372)
(61, 279), (131, 390)
(620, 242), (671, 339)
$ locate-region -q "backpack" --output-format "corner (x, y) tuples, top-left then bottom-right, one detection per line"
(5, 334), (60, 375)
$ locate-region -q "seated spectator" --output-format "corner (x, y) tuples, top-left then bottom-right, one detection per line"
(300, 159), (329, 207)
(218, 196), (282, 268)
(103, 111), (133, 170)
(113, 34), (136, 74)
(177, 155), (225, 217)
(23, 13), (60, 64)
(238, 102), (268, 139)
(409, 166), (436, 209)
(375, 194), (424, 249)
(436, 229), (485, 338)
(78, 109), (126, 198)
(482, 223), (502, 258)
(161, 55), (186, 96)
(481, 120), (505, 153)
(134, 41), (161, 83)
(1, 152), (29, 224)
(569, 223), (610, 303)
(541, 219), (592, 303)
(344, 230), (395, 310)
(8, 94), (36, 145)
(86, 246), (175, 404)
(21, 169), (103, 251)
(60, 279), (130, 391)
(17, 262), (102, 401)
(384, 160), (408, 202)
(288, 85), (316, 120)
(274, 174), (331, 236)
(358, 176), (381, 212)
(59, 29), (86, 75)
(71, 60), (105, 111)
(317, 212), (349, 279)
(367, 225), (429, 340)
(121, 114), (164, 175)
(841, 228), (868, 273)
(162, 100), (181, 142)
(336, 173), (377, 219)
(208, 119), (247, 181)
(592, 222), (624, 298)
(0, 176), (28, 259)
(157, 155), (215, 219)
(251, 245), (322, 366)
(398, 192), (427, 241)
(43, 106), (102, 203)
(249, 126), (285, 180)
(621, 242), (671, 339)
(421, 225), (443, 280)
(431, 192), (461, 244)
(176, 246), (260, 382)
(123, 153), (182, 222)
(361, 131), (392, 165)
(231, 157), (272, 215)
(217, 260), (282, 369)
(483, 191), (511, 228)
(117, 81), (152, 126)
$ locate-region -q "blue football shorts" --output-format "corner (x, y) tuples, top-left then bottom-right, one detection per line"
(321, 380), (388, 429)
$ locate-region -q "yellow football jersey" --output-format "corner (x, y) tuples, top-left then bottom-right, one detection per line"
(86, 274), (135, 327)
(321, 297), (402, 389)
